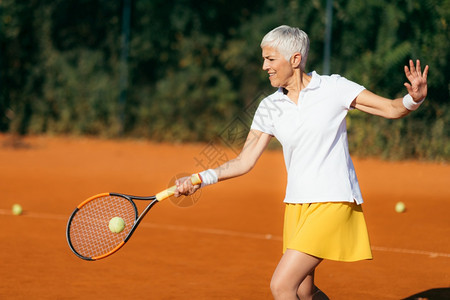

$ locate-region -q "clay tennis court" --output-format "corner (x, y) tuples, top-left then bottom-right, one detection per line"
(0, 134), (449, 299)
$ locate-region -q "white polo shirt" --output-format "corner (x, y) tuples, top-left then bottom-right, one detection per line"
(251, 71), (366, 204)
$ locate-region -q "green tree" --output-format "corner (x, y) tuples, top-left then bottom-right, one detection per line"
(0, 0), (448, 160)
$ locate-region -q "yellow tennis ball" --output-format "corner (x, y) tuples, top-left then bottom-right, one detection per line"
(109, 217), (126, 233)
(395, 201), (406, 213)
(12, 204), (23, 216)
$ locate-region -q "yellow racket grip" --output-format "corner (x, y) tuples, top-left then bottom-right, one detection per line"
(155, 173), (202, 201)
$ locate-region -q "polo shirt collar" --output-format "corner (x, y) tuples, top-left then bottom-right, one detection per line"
(273, 71), (321, 101)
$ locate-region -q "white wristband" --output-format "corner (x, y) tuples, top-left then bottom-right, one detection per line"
(198, 169), (218, 188)
(403, 94), (425, 111)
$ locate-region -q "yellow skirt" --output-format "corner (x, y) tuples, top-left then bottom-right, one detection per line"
(283, 202), (373, 262)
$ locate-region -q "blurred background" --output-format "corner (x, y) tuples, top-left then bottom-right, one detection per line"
(1, 0), (449, 160)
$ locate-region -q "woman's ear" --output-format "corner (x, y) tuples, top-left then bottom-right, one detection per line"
(290, 53), (302, 68)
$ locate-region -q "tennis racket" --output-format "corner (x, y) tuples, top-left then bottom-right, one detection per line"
(66, 174), (201, 261)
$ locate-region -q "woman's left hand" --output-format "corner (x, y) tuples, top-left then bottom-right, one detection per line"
(404, 59), (429, 102)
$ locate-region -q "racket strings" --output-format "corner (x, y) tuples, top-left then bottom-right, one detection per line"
(69, 195), (137, 259)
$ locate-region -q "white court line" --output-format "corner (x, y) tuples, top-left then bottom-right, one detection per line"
(2, 209), (449, 258)
(370, 246), (450, 258)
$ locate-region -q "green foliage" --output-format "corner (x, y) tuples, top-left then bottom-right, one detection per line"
(0, 0), (448, 160)
(333, 0), (450, 161)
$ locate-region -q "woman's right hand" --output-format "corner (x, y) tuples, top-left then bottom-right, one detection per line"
(174, 176), (201, 197)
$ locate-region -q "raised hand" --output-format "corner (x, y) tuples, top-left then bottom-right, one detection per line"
(404, 59), (429, 102)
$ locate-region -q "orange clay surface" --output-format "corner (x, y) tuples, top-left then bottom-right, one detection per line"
(0, 134), (449, 300)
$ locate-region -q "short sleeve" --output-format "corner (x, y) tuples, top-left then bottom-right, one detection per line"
(250, 98), (276, 135)
(332, 75), (366, 109)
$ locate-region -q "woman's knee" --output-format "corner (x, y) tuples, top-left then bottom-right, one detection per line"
(270, 276), (297, 298)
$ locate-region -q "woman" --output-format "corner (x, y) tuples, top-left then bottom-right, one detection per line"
(175, 25), (428, 300)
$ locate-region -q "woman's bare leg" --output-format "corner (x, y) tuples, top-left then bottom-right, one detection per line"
(270, 249), (323, 300)
(297, 270), (329, 300)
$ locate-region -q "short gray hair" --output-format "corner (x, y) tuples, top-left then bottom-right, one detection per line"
(260, 25), (310, 71)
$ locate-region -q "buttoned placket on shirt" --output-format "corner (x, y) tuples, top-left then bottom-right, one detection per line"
(276, 71), (321, 120)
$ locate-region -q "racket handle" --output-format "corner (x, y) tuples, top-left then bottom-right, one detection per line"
(156, 173), (202, 201)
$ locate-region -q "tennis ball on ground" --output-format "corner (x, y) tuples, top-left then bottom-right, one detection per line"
(12, 204), (23, 216)
(395, 201), (406, 213)
(109, 217), (126, 233)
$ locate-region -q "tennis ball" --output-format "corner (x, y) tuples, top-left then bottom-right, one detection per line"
(109, 217), (126, 233)
(395, 201), (406, 213)
(12, 204), (23, 216)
